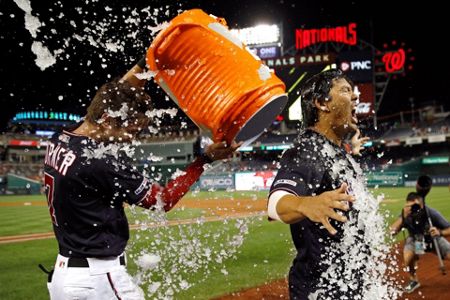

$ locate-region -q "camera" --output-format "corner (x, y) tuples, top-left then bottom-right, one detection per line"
(411, 203), (421, 214)
(408, 201), (425, 229)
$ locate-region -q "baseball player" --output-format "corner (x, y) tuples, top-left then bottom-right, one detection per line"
(267, 70), (370, 299)
(43, 57), (240, 300)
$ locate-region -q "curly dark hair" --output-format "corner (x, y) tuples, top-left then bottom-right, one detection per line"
(300, 69), (353, 127)
(86, 79), (151, 127)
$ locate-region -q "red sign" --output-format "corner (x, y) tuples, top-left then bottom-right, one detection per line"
(296, 23), (357, 49)
(382, 49), (406, 73)
(355, 83), (374, 116)
(9, 139), (40, 147)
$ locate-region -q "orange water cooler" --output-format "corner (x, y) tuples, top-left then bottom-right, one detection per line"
(146, 9), (287, 145)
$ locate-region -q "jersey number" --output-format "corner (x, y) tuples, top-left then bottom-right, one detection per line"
(44, 173), (58, 226)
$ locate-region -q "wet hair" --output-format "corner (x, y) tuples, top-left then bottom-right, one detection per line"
(86, 79), (151, 127)
(300, 69), (353, 127)
(406, 192), (422, 202)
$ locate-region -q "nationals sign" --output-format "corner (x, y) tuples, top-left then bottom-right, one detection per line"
(296, 23), (357, 50)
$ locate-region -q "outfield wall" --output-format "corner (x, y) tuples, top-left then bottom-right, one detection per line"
(3, 169), (448, 195)
(194, 171), (450, 191)
(5, 174), (41, 194)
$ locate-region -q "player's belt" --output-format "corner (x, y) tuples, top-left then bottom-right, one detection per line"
(67, 256), (126, 268)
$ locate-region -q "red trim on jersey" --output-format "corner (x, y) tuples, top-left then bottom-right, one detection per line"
(138, 156), (207, 212)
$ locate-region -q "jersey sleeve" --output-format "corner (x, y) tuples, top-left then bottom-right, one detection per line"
(96, 155), (208, 210)
(269, 148), (325, 197)
(137, 156), (207, 211)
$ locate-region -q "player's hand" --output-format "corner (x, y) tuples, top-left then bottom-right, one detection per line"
(204, 140), (242, 161)
(351, 128), (370, 156)
(299, 183), (355, 235)
(429, 226), (441, 237)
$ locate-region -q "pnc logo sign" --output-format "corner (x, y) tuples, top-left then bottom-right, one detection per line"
(340, 60), (372, 72)
(351, 60), (372, 70)
(340, 62), (350, 71)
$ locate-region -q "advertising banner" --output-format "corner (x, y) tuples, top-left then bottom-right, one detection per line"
(366, 171), (403, 187)
(235, 171), (277, 191)
(198, 174), (235, 190)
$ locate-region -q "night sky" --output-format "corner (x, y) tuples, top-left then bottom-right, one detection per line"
(1, 0), (448, 131)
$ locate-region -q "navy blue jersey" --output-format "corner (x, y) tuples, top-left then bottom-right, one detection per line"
(44, 129), (151, 258)
(269, 129), (364, 299)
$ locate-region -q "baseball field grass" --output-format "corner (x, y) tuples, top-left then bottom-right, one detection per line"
(0, 187), (448, 299)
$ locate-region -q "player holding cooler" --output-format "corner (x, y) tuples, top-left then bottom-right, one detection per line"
(43, 57), (240, 300)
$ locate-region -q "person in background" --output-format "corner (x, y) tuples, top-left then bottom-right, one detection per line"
(390, 191), (450, 293)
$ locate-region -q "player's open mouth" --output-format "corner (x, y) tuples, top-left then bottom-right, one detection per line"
(351, 108), (358, 124)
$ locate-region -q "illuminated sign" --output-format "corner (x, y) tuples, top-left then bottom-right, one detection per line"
(9, 140), (41, 147)
(35, 130), (56, 137)
(238, 146), (254, 152)
(249, 46), (280, 59)
(382, 49), (406, 73)
(422, 157), (449, 164)
(296, 23), (357, 50)
(231, 24), (281, 45)
(262, 53), (333, 68)
(264, 144), (291, 150)
(13, 111), (81, 122)
(340, 60), (372, 71)
(354, 83), (374, 116)
(337, 51), (373, 83)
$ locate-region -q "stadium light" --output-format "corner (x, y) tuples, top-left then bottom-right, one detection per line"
(230, 24), (281, 46)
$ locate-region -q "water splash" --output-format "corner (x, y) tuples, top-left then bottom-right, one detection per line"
(128, 204), (253, 299)
(311, 150), (401, 299)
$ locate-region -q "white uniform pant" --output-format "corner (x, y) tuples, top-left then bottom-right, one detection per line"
(47, 254), (144, 300)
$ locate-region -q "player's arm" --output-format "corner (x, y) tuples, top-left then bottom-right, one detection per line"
(390, 202), (415, 236)
(441, 227), (450, 237)
(138, 141), (241, 211)
(268, 183), (354, 235)
(389, 217), (403, 236)
(138, 155), (209, 211)
(429, 210), (450, 237)
(121, 56), (147, 88)
(430, 227), (450, 237)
